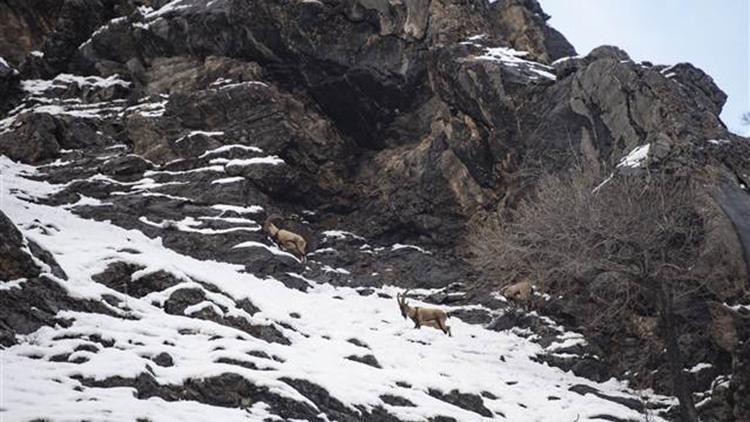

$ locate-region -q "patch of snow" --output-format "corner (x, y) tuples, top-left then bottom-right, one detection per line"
(144, 165), (225, 176)
(391, 243), (432, 255)
(308, 247), (336, 256)
(321, 230), (366, 241)
(211, 176), (245, 185)
(551, 55), (582, 66)
(225, 156), (285, 167)
(78, 17), (128, 49)
(592, 173), (614, 193)
(687, 362), (713, 373)
(209, 77), (233, 88)
(184, 301), (225, 317)
(139, 216), (260, 235)
(143, 0), (189, 19)
(232, 240), (299, 260)
(174, 131), (224, 144)
(475, 46), (557, 80)
(490, 291), (509, 303)
(137, 5), (154, 15)
(321, 265), (351, 275)
(126, 100), (168, 118)
(199, 144), (264, 158)
(211, 204), (264, 215)
(0, 278), (28, 291)
(198, 216), (258, 225)
(706, 139), (730, 145)
(660, 65), (677, 74)
(65, 195), (111, 208)
(546, 331), (587, 352)
(617, 144), (650, 168)
(215, 80), (269, 91)
(726, 302), (750, 312)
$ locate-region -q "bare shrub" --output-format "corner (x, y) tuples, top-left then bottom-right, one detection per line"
(470, 170), (710, 421)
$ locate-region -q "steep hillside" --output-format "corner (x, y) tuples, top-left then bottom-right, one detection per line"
(0, 0), (748, 421)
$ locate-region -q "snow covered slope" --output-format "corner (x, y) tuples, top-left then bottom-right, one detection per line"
(3, 0), (747, 420)
(0, 155), (669, 421)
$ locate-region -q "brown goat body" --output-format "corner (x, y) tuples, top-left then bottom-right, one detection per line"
(501, 281), (533, 302)
(397, 291), (452, 336)
(263, 215), (307, 262)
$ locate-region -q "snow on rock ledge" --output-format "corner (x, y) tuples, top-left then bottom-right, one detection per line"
(0, 155), (669, 421)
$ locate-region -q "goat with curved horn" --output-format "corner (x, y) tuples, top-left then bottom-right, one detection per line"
(397, 289), (452, 336)
(263, 214), (308, 263)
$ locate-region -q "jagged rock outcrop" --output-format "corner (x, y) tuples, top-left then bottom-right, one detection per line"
(0, 1), (748, 421)
(1, 0), (161, 76)
(0, 56), (20, 112)
(0, 210), (113, 347)
(0, 211), (40, 281)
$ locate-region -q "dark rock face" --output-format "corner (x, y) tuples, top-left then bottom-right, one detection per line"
(731, 339), (750, 421)
(0, 0), (748, 421)
(0, 112), (62, 163)
(0, 213), (116, 346)
(0, 0), (155, 75)
(280, 377), (400, 422)
(660, 62), (728, 114)
(99, 154), (154, 176)
(569, 384), (644, 413)
(489, 0), (576, 62)
(345, 353), (382, 368)
(428, 388), (493, 418)
(79, 372), (327, 420)
(0, 0), (61, 65)
(162, 287), (290, 345)
(520, 48), (728, 173)
(152, 351), (174, 367)
(0, 57), (20, 112)
(0, 211), (40, 281)
(112, 266), (182, 298)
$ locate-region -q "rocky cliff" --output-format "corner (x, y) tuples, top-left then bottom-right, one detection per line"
(1, 0), (748, 421)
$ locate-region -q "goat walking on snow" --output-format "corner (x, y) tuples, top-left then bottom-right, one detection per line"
(397, 290), (452, 336)
(263, 214), (307, 262)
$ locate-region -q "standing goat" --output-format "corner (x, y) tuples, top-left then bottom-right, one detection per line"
(501, 280), (535, 310)
(263, 214), (307, 262)
(397, 290), (452, 336)
(501, 281), (533, 302)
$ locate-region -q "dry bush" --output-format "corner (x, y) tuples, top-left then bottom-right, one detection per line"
(472, 170), (705, 306)
(470, 170), (710, 421)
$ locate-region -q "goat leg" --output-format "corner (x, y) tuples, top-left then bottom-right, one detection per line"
(436, 318), (448, 335)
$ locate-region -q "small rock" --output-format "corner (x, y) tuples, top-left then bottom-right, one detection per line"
(380, 394), (415, 407)
(152, 352), (174, 367)
(345, 354), (381, 369)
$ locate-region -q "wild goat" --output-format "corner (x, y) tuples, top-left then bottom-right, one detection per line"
(501, 281), (534, 308)
(263, 214), (307, 262)
(397, 290), (452, 336)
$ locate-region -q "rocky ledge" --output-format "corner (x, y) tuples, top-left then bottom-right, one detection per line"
(0, 1), (748, 421)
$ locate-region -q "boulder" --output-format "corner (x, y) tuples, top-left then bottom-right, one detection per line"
(0, 212), (41, 281)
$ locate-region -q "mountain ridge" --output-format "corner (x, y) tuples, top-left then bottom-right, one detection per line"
(1, 1), (748, 421)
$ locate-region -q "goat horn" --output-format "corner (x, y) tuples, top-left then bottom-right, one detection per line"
(399, 290), (411, 304)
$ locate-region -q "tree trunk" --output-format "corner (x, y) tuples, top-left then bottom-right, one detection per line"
(659, 287), (699, 422)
